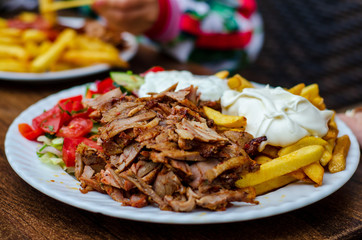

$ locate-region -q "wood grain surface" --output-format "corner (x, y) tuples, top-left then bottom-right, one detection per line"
(0, 46), (361, 240)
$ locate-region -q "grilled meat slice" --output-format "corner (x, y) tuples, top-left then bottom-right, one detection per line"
(153, 167), (184, 198)
(99, 111), (157, 140)
(101, 101), (143, 123)
(196, 187), (257, 211)
(110, 142), (143, 172)
(75, 143), (106, 180)
(244, 136), (268, 157)
(164, 187), (198, 212)
(120, 170), (171, 211)
(170, 160), (192, 176)
(85, 87), (124, 112)
(176, 118), (228, 142)
(189, 160), (219, 189)
(205, 156), (251, 182)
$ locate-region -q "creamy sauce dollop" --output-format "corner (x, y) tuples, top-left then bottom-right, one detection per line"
(138, 70), (229, 101)
(221, 86), (334, 150)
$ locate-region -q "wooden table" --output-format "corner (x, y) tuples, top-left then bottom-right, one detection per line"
(0, 46), (361, 240)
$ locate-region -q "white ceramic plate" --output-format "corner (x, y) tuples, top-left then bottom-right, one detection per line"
(0, 17), (138, 81)
(5, 84), (360, 224)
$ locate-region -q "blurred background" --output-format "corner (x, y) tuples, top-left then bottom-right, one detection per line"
(243, 0), (362, 110)
(1, 0), (361, 109)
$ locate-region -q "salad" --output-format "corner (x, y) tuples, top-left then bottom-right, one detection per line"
(18, 67), (163, 171)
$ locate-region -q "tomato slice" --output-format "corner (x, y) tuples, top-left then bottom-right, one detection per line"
(96, 77), (115, 93)
(18, 123), (44, 140)
(57, 118), (93, 138)
(62, 137), (102, 167)
(31, 95), (89, 134)
(63, 138), (83, 167)
(71, 107), (94, 119)
(32, 106), (66, 134)
(58, 95), (84, 113)
(85, 78), (116, 98)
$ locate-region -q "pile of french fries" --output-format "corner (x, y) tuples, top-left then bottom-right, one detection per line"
(206, 71), (351, 195)
(0, 12), (128, 73)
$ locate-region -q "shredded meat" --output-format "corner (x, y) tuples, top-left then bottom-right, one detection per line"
(75, 85), (264, 211)
(195, 187), (257, 211)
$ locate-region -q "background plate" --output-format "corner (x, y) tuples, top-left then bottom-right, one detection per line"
(4, 84), (360, 224)
(0, 17), (138, 81)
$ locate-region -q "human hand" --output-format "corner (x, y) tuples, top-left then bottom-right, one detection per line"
(92, 0), (159, 35)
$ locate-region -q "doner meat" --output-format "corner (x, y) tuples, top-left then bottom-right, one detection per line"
(75, 86), (264, 211)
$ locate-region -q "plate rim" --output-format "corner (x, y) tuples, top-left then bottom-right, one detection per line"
(4, 83), (361, 224)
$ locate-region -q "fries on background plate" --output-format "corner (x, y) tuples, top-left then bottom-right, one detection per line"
(0, 10), (128, 73)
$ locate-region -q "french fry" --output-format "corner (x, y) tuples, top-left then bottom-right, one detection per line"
(0, 44), (28, 60)
(37, 41), (52, 55)
(0, 36), (22, 45)
(254, 155), (272, 165)
(236, 145), (324, 188)
(30, 28), (76, 72)
(301, 83), (319, 101)
(49, 0), (95, 11)
(22, 29), (47, 42)
(320, 138), (335, 166)
(39, 0), (57, 26)
(254, 175), (297, 195)
(288, 169), (311, 182)
(24, 41), (39, 58)
(214, 70), (229, 79)
(42, 12), (57, 26)
(17, 12), (38, 23)
(278, 136), (327, 156)
(61, 49), (128, 68)
(288, 83), (305, 95)
(328, 135), (351, 173)
(303, 161), (324, 186)
(227, 74), (254, 91)
(39, 0), (94, 25)
(323, 113), (338, 140)
(72, 35), (119, 53)
(203, 106), (246, 128)
(0, 28), (22, 37)
(292, 83), (326, 109)
(0, 59), (28, 72)
(311, 96), (326, 110)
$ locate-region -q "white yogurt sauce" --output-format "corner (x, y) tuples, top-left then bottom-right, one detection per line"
(221, 86), (334, 150)
(138, 70), (229, 101)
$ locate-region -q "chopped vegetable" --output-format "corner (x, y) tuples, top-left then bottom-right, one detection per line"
(110, 71), (144, 92)
(18, 123), (44, 140)
(57, 118), (93, 138)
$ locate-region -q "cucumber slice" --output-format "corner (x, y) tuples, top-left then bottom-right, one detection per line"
(110, 72), (144, 91)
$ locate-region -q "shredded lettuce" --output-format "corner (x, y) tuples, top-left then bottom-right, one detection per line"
(37, 135), (66, 169)
(51, 137), (63, 150)
(38, 152), (65, 169)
